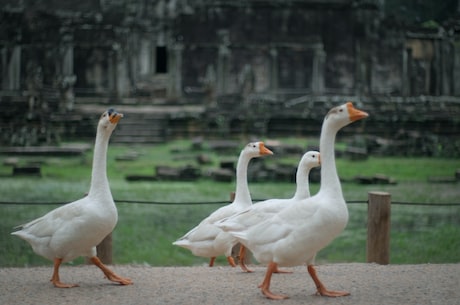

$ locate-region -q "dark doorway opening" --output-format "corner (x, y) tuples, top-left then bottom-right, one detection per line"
(156, 46), (168, 73)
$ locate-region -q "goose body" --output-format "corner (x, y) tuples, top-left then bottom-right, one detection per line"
(14, 196), (117, 263)
(173, 142), (273, 269)
(218, 150), (321, 233)
(220, 102), (368, 299)
(12, 109), (132, 288)
(218, 150), (320, 272)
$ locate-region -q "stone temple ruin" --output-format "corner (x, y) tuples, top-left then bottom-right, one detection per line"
(0, 0), (459, 156)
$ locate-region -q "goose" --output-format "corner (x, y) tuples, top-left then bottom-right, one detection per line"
(173, 142), (273, 271)
(220, 150), (321, 269)
(219, 102), (368, 299)
(291, 151), (321, 200)
(11, 109), (132, 288)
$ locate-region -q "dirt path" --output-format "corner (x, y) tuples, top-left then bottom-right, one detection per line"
(1, 263), (459, 305)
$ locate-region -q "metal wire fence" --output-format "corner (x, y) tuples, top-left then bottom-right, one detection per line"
(2, 196), (460, 267)
(1, 199), (459, 206)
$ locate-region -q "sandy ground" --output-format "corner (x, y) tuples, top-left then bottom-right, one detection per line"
(1, 263), (459, 305)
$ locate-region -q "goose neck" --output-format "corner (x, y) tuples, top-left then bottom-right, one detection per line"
(233, 152), (252, 205)
(88, 128), (111, 198)
(293, 168), (310, 200)
(319, 121), (342, 194)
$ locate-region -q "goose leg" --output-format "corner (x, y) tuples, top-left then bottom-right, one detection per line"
(307, 265), (349, 297)
(226, 256), (237, 267)
(50, 258), (79, 288)
(258, 262), (289, 300)
(238, 245), (253, 273)
(90, 256), (133, 285)
(209, 257), (216, 267)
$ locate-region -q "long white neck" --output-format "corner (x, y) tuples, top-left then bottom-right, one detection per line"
(87, 127), (112, 199)
(318, 119), (342, 196)
(293, 167), (310, 200)
(233, 151), (252, 206)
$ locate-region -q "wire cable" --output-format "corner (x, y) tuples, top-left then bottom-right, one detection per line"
(1, 199), (460, 206)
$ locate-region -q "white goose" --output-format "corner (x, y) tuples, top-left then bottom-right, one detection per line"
(173, 142), (273, 271)
(220, 150), (321, 269)
(292, 151), (321, 200)
(219, 102), (368, 299)
(12, 109), (132, 288)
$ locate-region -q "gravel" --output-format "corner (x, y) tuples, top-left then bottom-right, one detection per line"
(1, 263), (459, 305)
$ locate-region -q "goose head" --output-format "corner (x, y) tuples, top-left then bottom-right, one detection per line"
(98, 108), (124, 132)
(243, 142), (274, 158)
(299, 151), (321, 171)
(324, 102), (368, 129)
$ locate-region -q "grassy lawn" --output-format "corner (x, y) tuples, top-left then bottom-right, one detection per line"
(1, 138), (459, 267)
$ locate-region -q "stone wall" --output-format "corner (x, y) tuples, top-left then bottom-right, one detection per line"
(0, 0), (459, 156)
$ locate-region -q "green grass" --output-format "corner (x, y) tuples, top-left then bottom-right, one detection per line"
(1, 138), (459, 267)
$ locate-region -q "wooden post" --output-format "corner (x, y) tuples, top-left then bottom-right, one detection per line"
(367, 191), (391, 265)
(86, 233), (113, 265)
(229, 191), (235, 202)
(97, 233), (113, 264)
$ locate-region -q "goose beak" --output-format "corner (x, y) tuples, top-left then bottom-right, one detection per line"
(109, 111), (124, 124)
(318, 154), (321, 165)
(259, 142), (274, 155)
(347, 102), (369, 121)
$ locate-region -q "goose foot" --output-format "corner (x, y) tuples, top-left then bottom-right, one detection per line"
(51, 258), (79, 288)
(258, 262), (289, 300)
(315, 289), (350, 297)
(239, 261), (253, 273)
(51, 279), (79, 288)
(90, 256), (133, 285)
(238, 246), (253, 273)
(226, 256), (237, 267)
(260, 287), (289, 300)
(307, 265), (349, 297)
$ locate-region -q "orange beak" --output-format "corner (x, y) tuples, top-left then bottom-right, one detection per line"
(318, 154), (321, 165)
(109, 112), (124, 124)
(259, 142), (274, 155)
(346, 102), (369, 122)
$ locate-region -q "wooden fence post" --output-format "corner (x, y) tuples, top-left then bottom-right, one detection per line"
(86, 233), (113, 265)
(97, 233), (113, 264)
(367, 191), (391, 265)
(229, 191), (235, 202)
(84, 190), (112, 265)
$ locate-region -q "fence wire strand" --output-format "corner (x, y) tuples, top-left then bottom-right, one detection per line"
(1, 199), (460, 206)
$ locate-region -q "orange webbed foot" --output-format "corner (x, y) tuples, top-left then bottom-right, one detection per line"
(227, 256), (237, 267)
(258, 262), (289, 299)
(308, 264), (349, 298)
(105, 273), (133, 286)
(51, 279), (79, 288)
(90, 256), (133, 285)
(316, 288), (350, 297)
(260, 287), (289, 300)
(239, 261), (254, 273)
(50, 258), (78, 288)
(237, 245), (253, 272)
